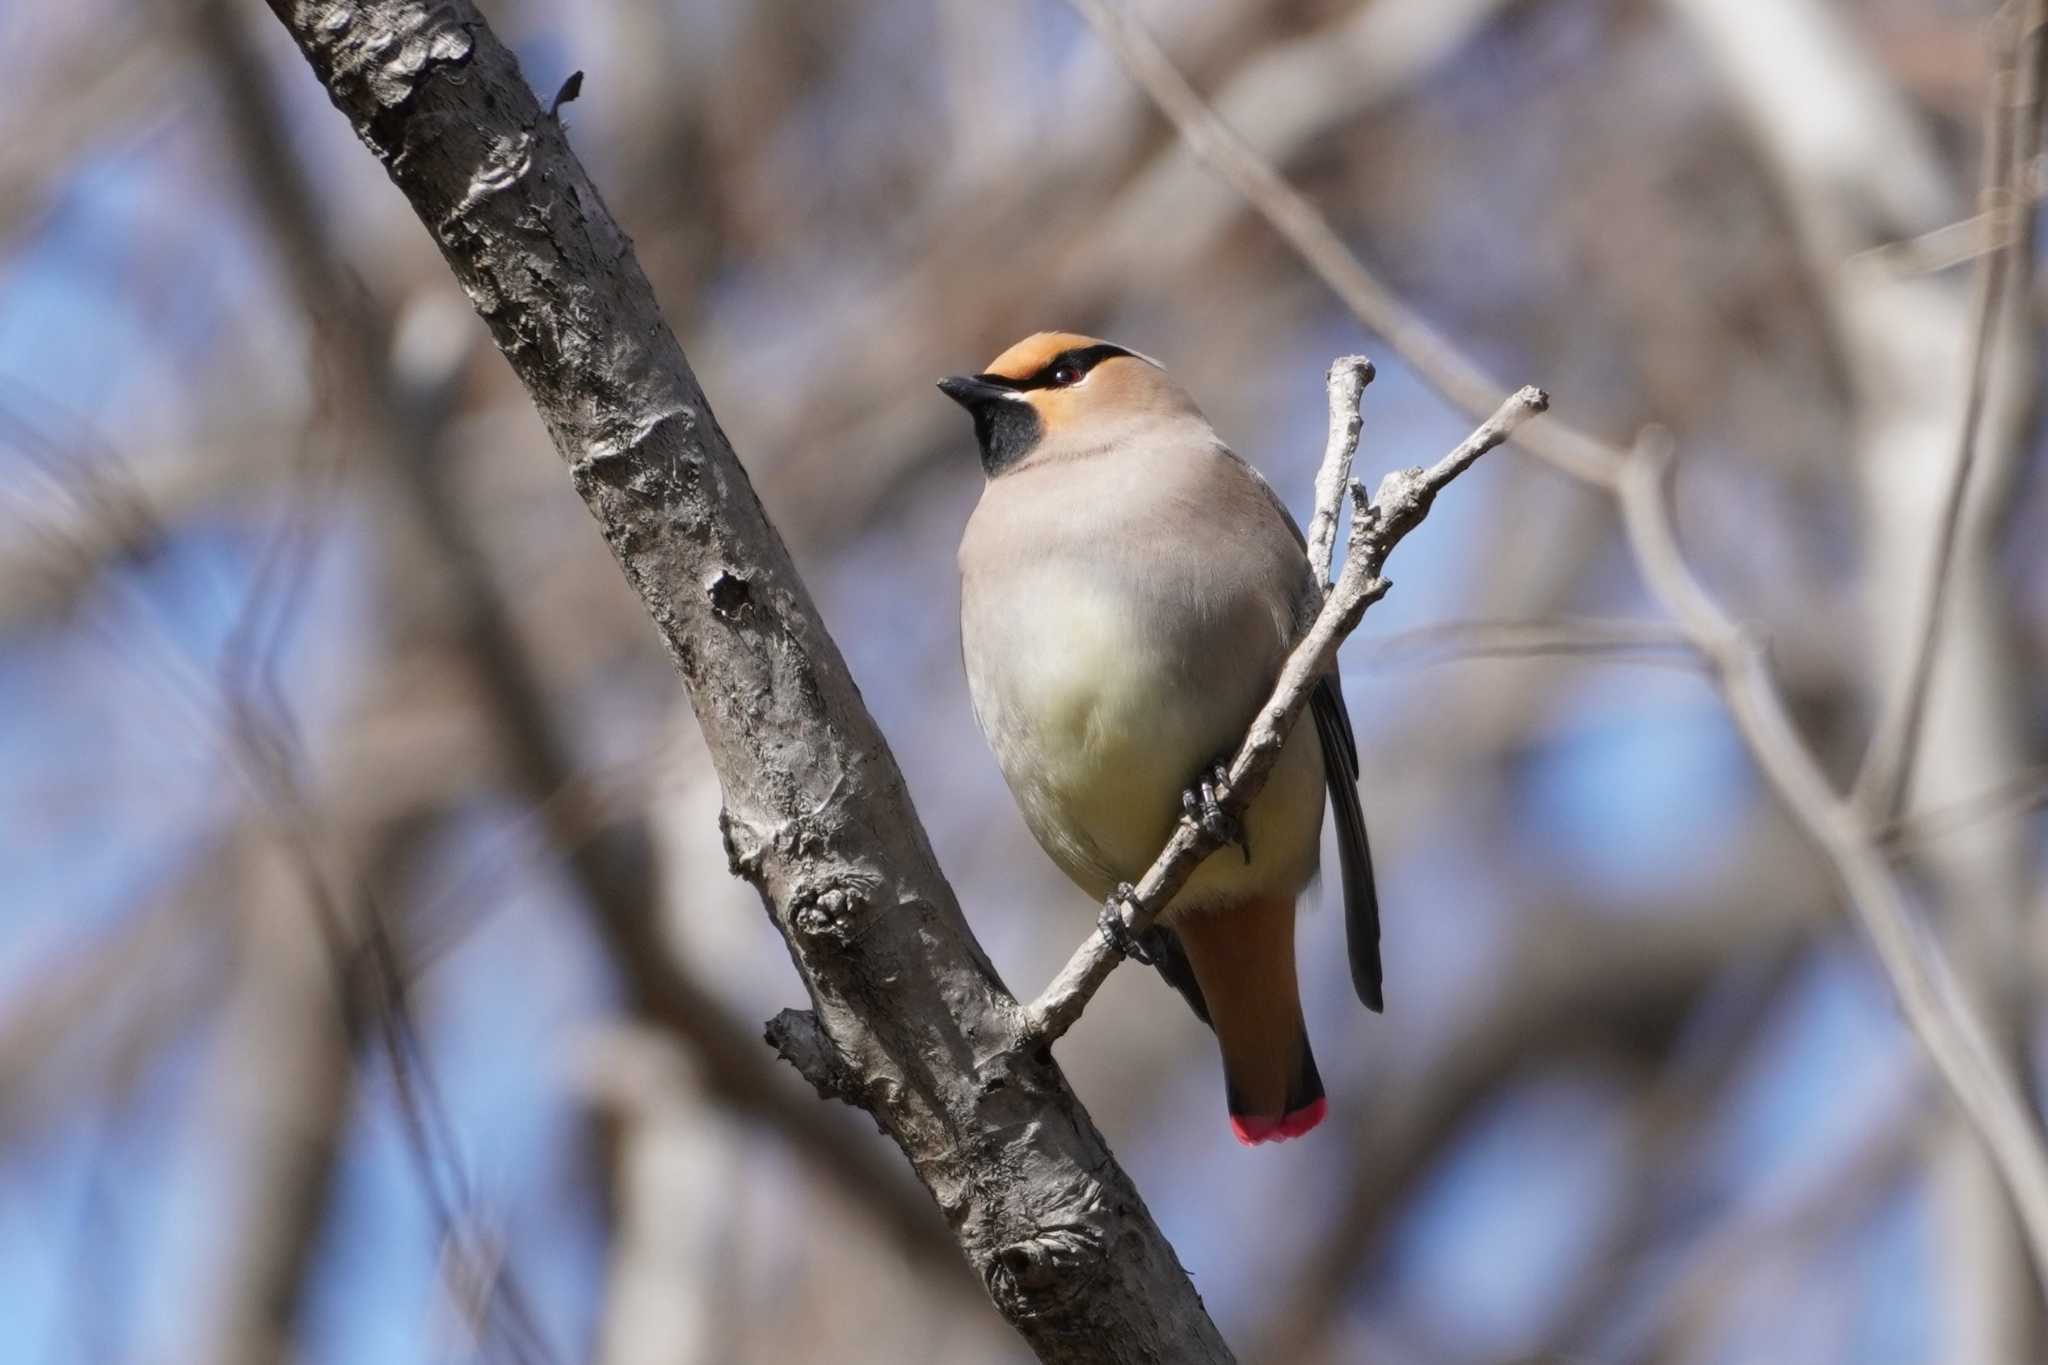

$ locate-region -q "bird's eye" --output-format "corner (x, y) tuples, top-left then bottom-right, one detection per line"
(1051, 362), (1084, 386)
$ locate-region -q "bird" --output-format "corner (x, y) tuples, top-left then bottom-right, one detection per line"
(941, 331), (1380, 1146)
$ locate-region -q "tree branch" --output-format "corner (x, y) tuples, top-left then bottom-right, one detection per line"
(1020, 382), (1549, 1045)
(1664, 1), (2048, 1351)
(1852, 0), (2048, 820)
(1305, 356), (1373, 586)
(259, 2), (1232, 1358)
(1618, 434), (2048, 1278)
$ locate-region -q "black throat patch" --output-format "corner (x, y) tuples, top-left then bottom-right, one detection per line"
(972, 399), (1042, 476)
(970, 342), (1133, 474)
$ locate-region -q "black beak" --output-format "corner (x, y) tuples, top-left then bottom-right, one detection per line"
(937, 374), (1014, 410)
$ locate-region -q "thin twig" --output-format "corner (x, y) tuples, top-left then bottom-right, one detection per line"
(1305, 356), (1373, 587)
(1018, 384), (1549, 1044)
(1853, 0), (2047, 821)
(1850, 206), (2009, 278)
(1879, 763), (2048, 849)
(1361, 616), (1702, 674)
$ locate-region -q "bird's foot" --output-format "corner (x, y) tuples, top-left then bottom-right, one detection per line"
(1098, 884), (1153, 964)
(1183, 762), (1250, 864)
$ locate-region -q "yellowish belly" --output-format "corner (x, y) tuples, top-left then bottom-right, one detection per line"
(970, 580), (1325, 912)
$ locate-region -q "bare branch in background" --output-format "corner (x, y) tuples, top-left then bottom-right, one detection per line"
(1881, 764), (2048, 848)
(184, 832), (356, 1365)
(1855, 0), (2048, 820)
(1535, 952), (1807, 1360)
(1360, 616), (1702, 674)
(1644, 1103), (1927, 1362)
(1665, 1), (2048, 1355)
(0, 419), (306, 629)
(579, 1030), (736, 1365)
(0, 13), (181, 253)
(1619, 435), (2048, 1283)
(0, 852), (231, 1144)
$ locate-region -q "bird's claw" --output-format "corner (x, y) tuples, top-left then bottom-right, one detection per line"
(1098, 884), (1153, 964)
(1183, 763), (1250, 864)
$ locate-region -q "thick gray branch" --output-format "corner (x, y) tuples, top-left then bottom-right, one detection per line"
(259, 1), (1231, 1359)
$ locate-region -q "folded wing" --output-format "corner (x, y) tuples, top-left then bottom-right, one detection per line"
(1313, 673), (1382, 1011)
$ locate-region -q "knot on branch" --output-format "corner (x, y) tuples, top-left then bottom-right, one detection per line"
(1329, 354), (1376, 392)
(788, 870), (884, 945)
(570, 408), (703, 508)
(547, 69), (584, 118)
(985, 1217), (1110, 1317)
(443, 129), (536, 233)
(974, 1044), (1029, 1097)
(303, 0), (474, 111)
(717, 807), (766, 883)
(1345, 480), (1381, 523)
(763, 1008), (861, 1106)
(1364, 467), (1434, 545)
(705, 568), (753, 620)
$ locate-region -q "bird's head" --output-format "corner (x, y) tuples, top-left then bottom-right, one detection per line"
(937, 332), (1200, 476)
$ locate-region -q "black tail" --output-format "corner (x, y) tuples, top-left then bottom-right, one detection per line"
(1138, 923), (1212, 1027)
(1225, 1033), (1324, 1121)
(1313, 675), (1383, 1011)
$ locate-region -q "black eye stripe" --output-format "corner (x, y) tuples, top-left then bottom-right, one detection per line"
(980, 343), (1134, 392)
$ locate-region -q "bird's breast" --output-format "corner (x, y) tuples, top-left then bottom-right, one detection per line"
(968, 560), (1207, 781)
(961, 549), (1319, 903)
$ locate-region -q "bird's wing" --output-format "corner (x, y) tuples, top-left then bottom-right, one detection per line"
(1229, 445), (1385, 1012)
(1137, 924), (1213, 1028)
(1314, 672), (1382, 1011)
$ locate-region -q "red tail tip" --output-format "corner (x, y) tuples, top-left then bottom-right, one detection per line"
(1230, 1114), (1279, 1145)
(1230, 1097), (1328, 1146)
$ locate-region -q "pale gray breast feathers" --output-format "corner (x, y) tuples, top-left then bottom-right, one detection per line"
(959, 434), (1308, 718)
(958, 433), (1320, 895)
